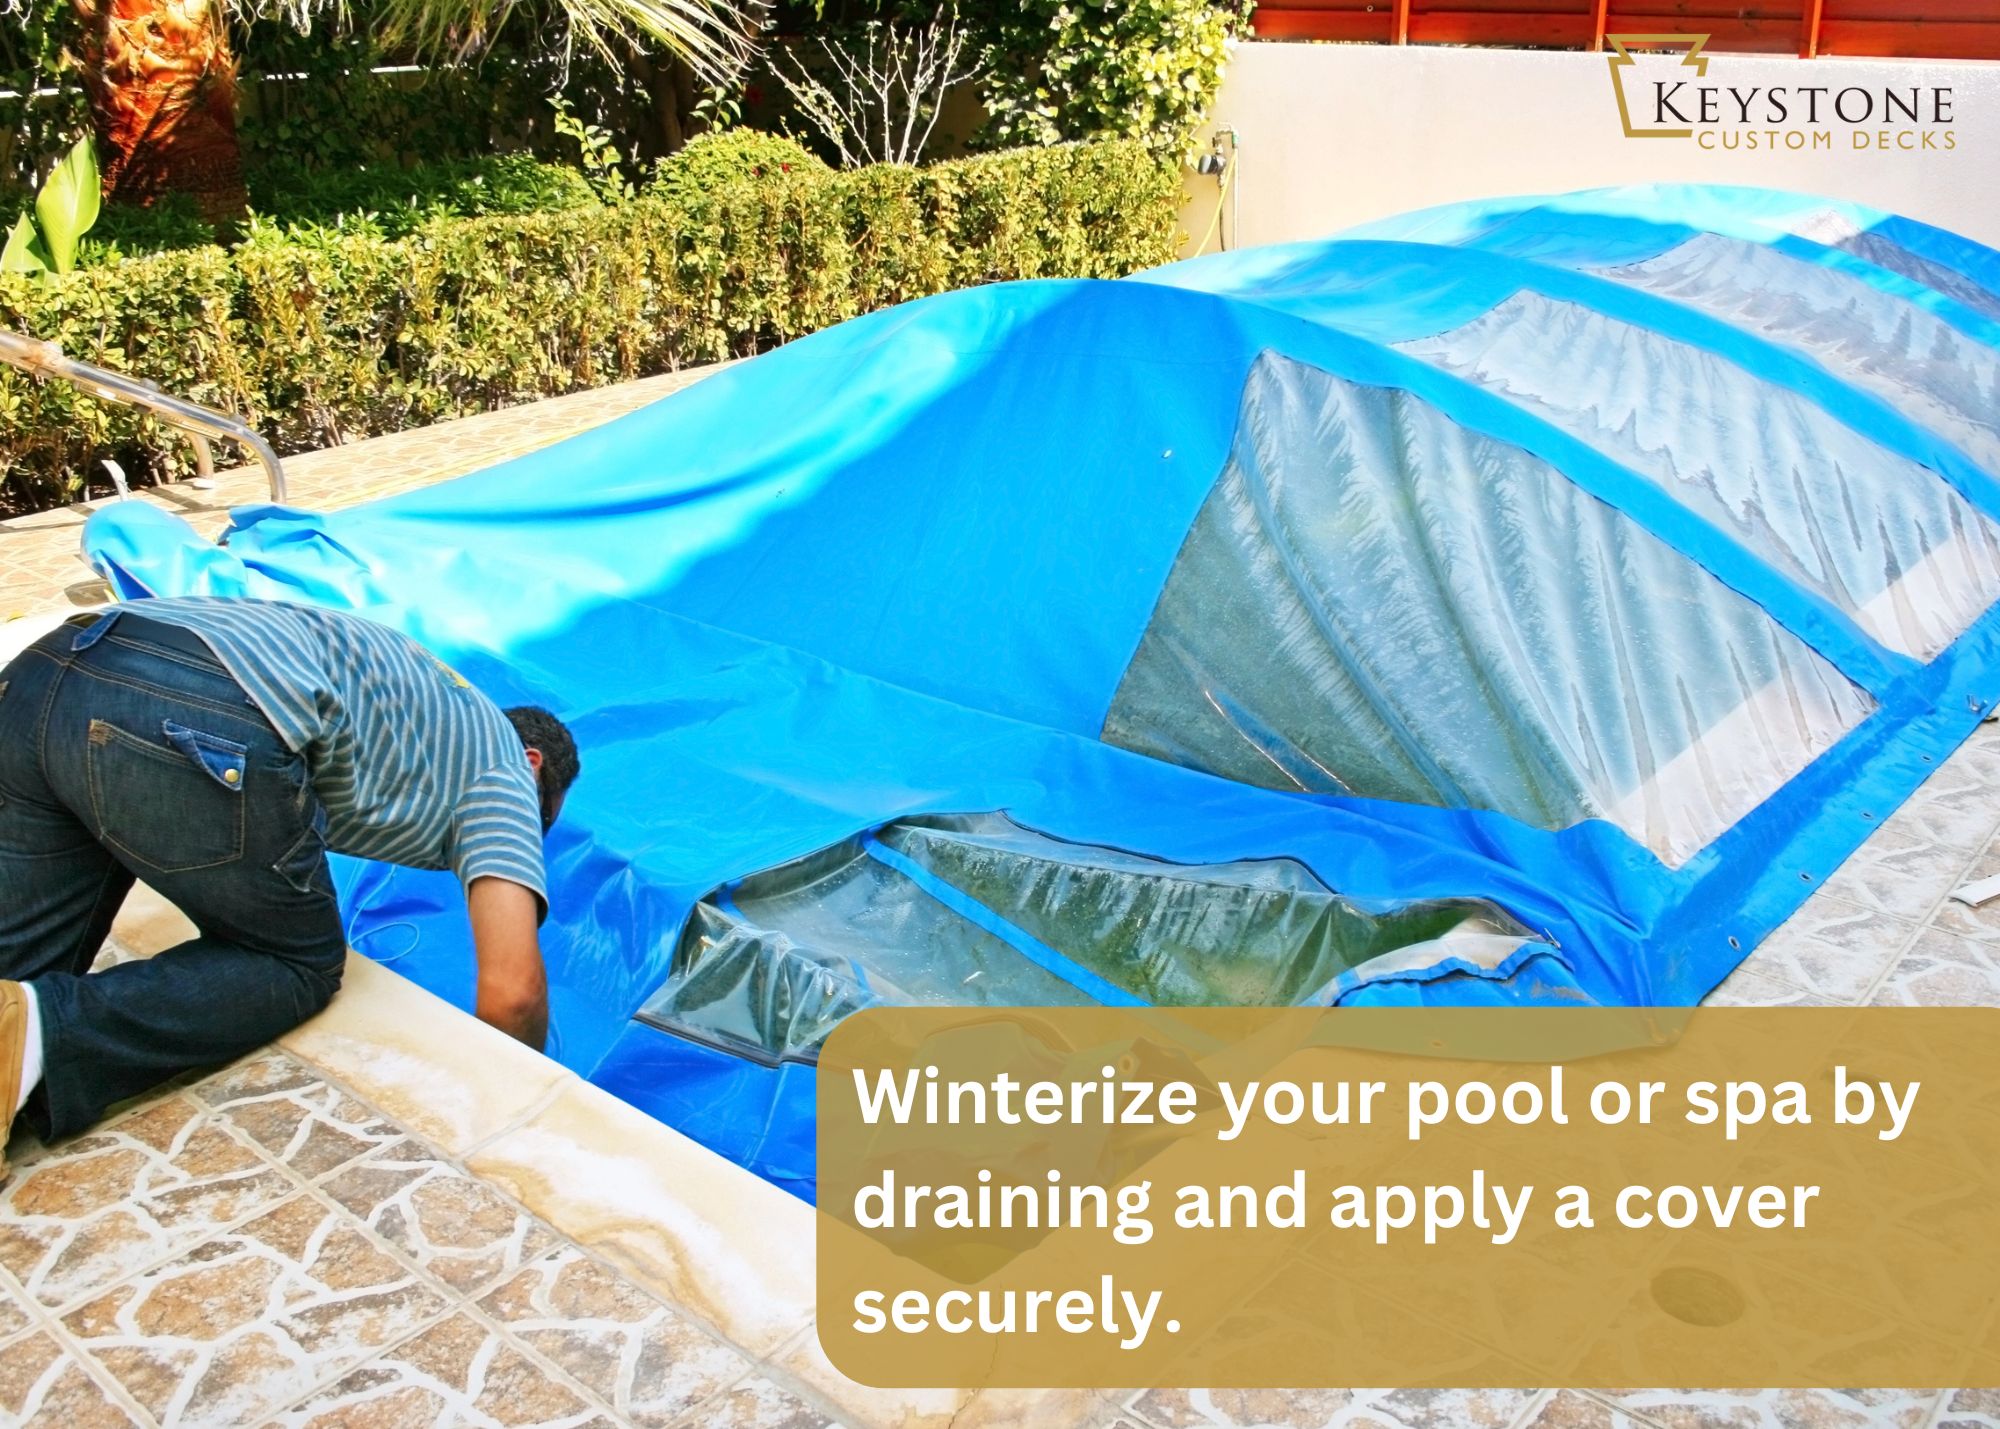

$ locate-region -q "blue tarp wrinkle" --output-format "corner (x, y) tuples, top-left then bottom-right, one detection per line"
(82, 184), (2000, 1197)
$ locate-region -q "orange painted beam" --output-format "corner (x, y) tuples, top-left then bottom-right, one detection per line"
(1409, 8), (1594, 41)
(1818, 15), (2000, 54)
(1250, 7), (1399, 38)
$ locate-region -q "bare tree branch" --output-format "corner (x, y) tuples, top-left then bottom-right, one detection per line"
(770, 2), (984, 167)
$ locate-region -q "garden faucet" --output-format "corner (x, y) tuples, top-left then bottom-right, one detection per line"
(0, 330), (288, 503)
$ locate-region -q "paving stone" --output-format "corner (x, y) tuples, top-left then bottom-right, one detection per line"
(1813, 824), (1971, 924)
(478, 1246), (753, 1426)
(193, 1050), (403, 1179)
(1700, 965), (1840, 1007)
(1510, 1392), (1648, 1429)
(683, 1375), (843, 1429)
(1869, 927), (2000, 1005)
(0, 1331), (135, 1427)
(1936, 1386), (2000, 1428)
(1128, 1387), (1536, 1429)
(61, 1192), (452, 1427)
(1723, 895), (1913, 1002)
(1604, 1386), (1940, 1428)
(322, 1139), (560, 1293)
(0, 1092), (299, 1311)
(271, 1311), (616, 1428)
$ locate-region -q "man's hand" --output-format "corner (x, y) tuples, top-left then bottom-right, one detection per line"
(466, 877), (549, 1051)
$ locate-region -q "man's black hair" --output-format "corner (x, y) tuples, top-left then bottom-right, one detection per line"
(505, 706), (580, 832)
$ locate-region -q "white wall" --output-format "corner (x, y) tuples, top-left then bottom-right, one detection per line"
(1185, 42), (2000, 252)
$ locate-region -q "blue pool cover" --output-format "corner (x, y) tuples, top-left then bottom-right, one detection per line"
(84, 184), (2000, 1199)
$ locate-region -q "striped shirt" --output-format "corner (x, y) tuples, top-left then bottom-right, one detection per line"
(119, 597), (548, 918)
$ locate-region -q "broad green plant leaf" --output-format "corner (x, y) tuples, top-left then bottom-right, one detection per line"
(1, 212), (51, 275)
(34, 137), (101, 275)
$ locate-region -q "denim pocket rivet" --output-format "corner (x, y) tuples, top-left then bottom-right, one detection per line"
(223, 768), (241, 785)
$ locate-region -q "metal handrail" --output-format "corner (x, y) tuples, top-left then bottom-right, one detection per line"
(0, 329), (287, 502)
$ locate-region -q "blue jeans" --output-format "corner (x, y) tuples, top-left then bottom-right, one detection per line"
(0, 610), (345, 1140)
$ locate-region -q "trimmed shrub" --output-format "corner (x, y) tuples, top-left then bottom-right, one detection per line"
(0, 139), (1180, 514)
(651, 130), (829, 200)
(248, 154), (604, 237)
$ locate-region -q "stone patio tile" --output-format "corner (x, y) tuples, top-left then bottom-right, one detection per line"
(0, 1092), (298, 1311)
(477, 1245), (751, 1426)
(1813, 824), (1970, 924)
(0, 1289), (31, 1344)
(766, 1321), (965, 1429)
(1510, 1391), (1650, 1428)
(61, 1191), (451, 1427)
(1699, 965), (1840, 1008)
(1722, 895), (1914, 1002)
(1604, 1387), (1940, 1428)
(270, 1311), (616, 1428)
(1128, 1384), (1424, 1416)
(1928, 838), (2000, 944)
(0, 1331), (136, 1427)
(1126, 1387), (1538, 1428)
(192, 1049), (403, 1179)
(680, 1374), (842, 1429)
(1869, 927), (2000, 1005)
(1881, 759), (2000, 851)
(951, 1388), (1124, 1428)
(1936, 1387), (2000, 1427)
(321, 1139), (559, 1294)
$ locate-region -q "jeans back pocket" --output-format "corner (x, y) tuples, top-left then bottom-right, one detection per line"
(86, 719), (248, 873)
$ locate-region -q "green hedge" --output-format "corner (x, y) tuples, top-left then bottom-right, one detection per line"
(0, 139), (1180, 515)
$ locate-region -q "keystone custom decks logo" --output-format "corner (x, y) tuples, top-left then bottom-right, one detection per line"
(1606, 35), (1958, 151)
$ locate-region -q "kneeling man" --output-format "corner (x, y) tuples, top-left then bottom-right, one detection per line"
(0, 597), (579, 1175)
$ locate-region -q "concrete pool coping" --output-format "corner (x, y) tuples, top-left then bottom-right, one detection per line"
(104, 890), (1111, 1429)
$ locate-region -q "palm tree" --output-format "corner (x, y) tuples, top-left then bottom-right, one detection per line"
(73, 0), (753, 226)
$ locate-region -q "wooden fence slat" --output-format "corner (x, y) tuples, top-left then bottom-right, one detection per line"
(1251, 8), (1401, 38)
(1818, 15), (2000, 52)
(1251, 0), (2000, 55)
(1602, 10), (1803, 48)
(1824, 0), (2000, 21)
(1409, 9), (1595, 41)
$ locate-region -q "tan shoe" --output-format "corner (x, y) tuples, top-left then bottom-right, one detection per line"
(0, 981), (26, 1183)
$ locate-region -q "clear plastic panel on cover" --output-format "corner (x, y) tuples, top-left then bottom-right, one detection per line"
(1782, 208), (2000, 325)
(1593, 233), (2000, 478)
(638, 812), (1535, 1063)
(1399, 290), (2000, 659)
(1100, 352), (1876, 867)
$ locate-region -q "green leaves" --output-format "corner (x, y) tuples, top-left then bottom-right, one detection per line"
(980, 0), (1252, 160)
(1, 212), (50, 275)
(3, 138), (1176, 517)
(367, 0), (756, 81)
(34, 136), (100, 274)
(8, 135), (100, 281)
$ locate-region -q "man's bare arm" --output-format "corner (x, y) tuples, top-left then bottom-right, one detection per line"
(466, 876), (548, 1050)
